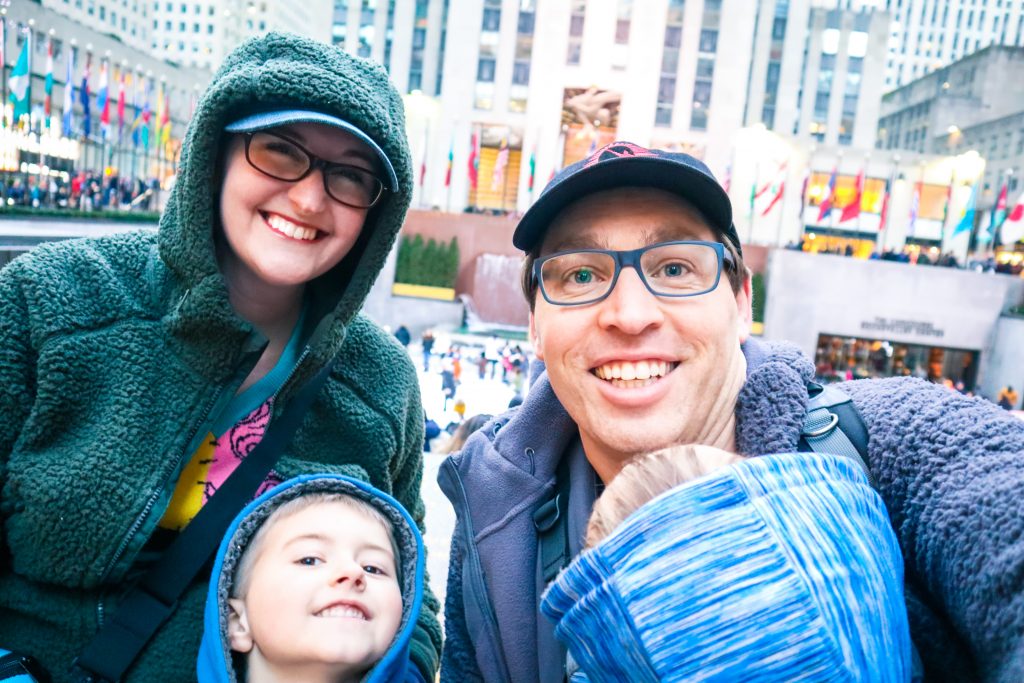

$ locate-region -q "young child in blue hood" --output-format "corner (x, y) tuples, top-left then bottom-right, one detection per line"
(198, 475), (425, 683)
(542, 446), (914, 682)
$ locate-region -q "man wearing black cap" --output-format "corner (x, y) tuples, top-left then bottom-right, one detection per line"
(438, 142), (1024, 682)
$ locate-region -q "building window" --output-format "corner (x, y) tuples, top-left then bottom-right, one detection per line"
(477, 58), (496, 82)
(567, 0), (585, 64)
(699, 29), (717, 53)
(518, 10), (534, 34)
(482, 7), (500, 31)
(512, 60), (530, 85)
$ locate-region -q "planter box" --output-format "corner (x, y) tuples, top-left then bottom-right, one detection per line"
(391, 282), (457, 301)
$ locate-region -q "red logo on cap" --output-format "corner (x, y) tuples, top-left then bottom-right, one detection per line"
(583, 142), (657, 168)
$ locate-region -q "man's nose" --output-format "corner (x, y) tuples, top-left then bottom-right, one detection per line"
(596, 266), (665, 334)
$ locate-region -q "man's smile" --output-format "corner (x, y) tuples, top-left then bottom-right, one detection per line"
(592, 359), (679, 389)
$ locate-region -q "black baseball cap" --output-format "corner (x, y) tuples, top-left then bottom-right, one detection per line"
(513, 141), (741, 256)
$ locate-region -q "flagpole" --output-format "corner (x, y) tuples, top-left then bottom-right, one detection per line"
(773, 176), (786, 247)
(1, 16), (7, 127)
(747, 163), (758, 244)
(879, 160), (894, 252)
(419, 121), (429, 209)
(939, 166), (955, 256)
(998, 168), (1014, 248)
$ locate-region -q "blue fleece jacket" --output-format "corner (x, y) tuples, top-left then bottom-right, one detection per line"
(439, 337), (1024, 683)
(198, 475), (426, 683)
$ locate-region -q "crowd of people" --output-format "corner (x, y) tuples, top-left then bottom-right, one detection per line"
(1, 31), (1023, 683)
(786, 238), (1024, 275)
(0, 171), (162, 212)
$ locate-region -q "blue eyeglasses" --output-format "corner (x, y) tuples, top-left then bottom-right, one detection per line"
(533, 240), (735, 306)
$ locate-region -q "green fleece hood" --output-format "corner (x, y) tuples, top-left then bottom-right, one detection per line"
(158, 32), (412, 348)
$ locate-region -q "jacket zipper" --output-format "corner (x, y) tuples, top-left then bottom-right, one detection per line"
(268, 347), (312, 415)
(440, 458), (514, 682)
(95, 346), (314, 626)
(95, 384), (229, 626)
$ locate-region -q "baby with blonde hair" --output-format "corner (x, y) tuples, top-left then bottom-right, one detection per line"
(585, 444), (742, 548)
(544, 448), (914, 683)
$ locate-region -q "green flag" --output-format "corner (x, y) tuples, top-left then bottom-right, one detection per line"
(8, 37), (31, 122)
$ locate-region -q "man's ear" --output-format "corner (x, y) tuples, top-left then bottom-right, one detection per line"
(735, 268), (753, 344)
(228, 598), (254, 653)
(529, 312), (544, 360)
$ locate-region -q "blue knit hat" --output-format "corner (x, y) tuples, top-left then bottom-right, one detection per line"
(540, 452), (912, 682)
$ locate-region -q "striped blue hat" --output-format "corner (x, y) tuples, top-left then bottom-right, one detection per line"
(540, 452), (912, 682)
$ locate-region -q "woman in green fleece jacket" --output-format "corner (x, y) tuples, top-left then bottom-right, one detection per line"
(0, 33), (440, 681)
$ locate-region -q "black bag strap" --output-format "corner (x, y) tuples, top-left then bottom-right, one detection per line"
(70, 362), (334, 683)
(798, 381), (874, 487)
(534, 453), (573, 585)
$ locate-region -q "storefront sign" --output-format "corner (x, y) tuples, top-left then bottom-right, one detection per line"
(860, 317), (945, 338)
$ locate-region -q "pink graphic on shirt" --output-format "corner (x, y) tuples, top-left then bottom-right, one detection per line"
(202, 399), (282, 503)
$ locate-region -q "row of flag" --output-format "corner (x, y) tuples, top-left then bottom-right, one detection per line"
(424, 129), (535, 196)
(4, 23), (184, 159)
(751, 161), (1024, 246)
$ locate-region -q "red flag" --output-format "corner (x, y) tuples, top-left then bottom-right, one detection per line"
(1009, 192), (1024, 223)
(444, 141), (453, 187)
(117, 70), (126, 134)
(839, 169), (863, 223)
(878, 178), (891, 232)
(467, 131), (479, 190)
(419, 157), (427, 188)
(43, 39), (54, 119)
(761, 180), (785, 217)
(816, 167), (837, 222)
(995, 183), (1009, 214)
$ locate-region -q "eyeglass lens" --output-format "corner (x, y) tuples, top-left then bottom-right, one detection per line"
(539, 242), (722, 304)
(246, 132), (383, 208)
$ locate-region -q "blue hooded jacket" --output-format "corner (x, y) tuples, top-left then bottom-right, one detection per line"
(540, 452), (912, 682)
(197, 475), (425, 683)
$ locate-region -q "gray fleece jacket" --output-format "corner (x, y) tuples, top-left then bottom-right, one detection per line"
(439, 337), (1024, 683)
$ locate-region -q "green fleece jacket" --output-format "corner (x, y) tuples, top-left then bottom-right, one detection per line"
(0, 33), (440, 682)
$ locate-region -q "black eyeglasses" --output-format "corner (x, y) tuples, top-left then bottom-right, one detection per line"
(533, 240), (735, 306)
(242, 131), (386, 209)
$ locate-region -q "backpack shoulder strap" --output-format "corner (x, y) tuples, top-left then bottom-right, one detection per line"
(534, 453), (573, 586)
(799, 382), (874, 487)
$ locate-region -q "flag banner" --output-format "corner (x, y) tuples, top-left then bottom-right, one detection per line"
(8, 34), (31, 122)
(467, 130), (480, 190)
(81, 53), (92, 138)
(798, 171), (809, 217)
(939, 181), (953, 227)
(952, 184), (977, 236)
(528, 147), (536, 194)
(761, 180), (785, 217)
(491, 137), (509, 192)
(723, 164), (731, 194)
(160, 92), (171, 151)
(816, 167), (837, 222)
(839, 169), (864, 223)
(44, 39), (54, 125)
(117, 70), (127, 138)
(985, 182), (1009, 245)
(444, 140), (454, 187)
(98, 61), (110, 138)
(877, 178), (891, 232)
(0, 19), (5, 128)
(908, 182), (921, 237)
(154, 84), (165, 150)
(1001, 192), (1024, 245)
(141, 83), (152, 151)
(62, 47), (75, 137)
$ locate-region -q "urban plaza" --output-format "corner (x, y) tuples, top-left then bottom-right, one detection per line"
(1, 0), (1023, 681)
